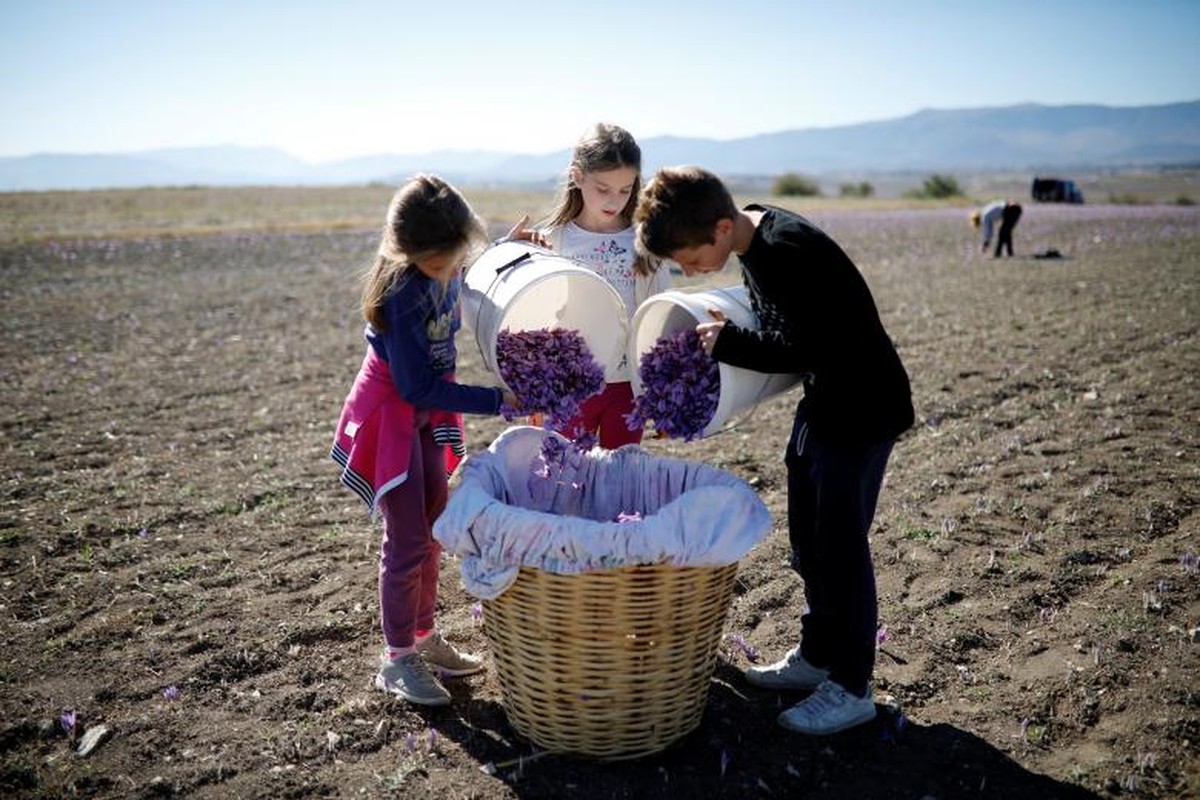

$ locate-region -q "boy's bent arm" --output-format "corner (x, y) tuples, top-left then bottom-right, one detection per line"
(712, 322), (813, 374)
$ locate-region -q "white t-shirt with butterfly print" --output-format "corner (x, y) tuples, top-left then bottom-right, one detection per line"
(558, 222), (639, 317)
(543, 221), (673, 383)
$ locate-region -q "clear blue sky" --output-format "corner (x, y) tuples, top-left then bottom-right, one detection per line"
(2, 0), (1197, 162)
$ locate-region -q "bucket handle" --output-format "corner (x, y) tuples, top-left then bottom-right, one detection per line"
(496, 251), (532, 274)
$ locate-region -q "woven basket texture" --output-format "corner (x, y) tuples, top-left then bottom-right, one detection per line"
(483, 562), (738, 760)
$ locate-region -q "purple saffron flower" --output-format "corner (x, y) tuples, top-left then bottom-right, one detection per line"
(404, 732), (417, 754)
(727, 634), (760, 663)
(527, 431), (589, 495)
(471, 602), (483, 622)
(876, 624), (889, 647)
(572, 430), (598, 453)
(881, 711), (909, 743)
(162, 685), (180, 701)
(627, 329), (719, 441)
(59, 709), (77, 733)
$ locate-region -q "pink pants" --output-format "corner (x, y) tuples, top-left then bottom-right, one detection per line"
(569, 381), (644, 449)
(378, 413), (447, 649)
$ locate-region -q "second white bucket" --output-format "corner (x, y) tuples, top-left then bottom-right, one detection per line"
(629, 286), (803, 438)
(462, 241), (629, 381)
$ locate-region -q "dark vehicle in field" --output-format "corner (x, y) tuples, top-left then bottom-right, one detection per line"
(1032, 177), (1084, 203)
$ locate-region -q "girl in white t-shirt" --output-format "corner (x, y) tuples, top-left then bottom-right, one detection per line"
(537, 123), (672, 448)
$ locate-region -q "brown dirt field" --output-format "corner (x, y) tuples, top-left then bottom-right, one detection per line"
(1, 197), (1197, 798)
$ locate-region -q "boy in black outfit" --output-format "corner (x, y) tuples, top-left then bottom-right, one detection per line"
(634, 166), (914, 735)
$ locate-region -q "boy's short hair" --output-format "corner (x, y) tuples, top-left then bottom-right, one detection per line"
(635, 166), (738, 257)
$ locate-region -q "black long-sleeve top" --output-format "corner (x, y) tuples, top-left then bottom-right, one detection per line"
(711, 205), (914, 445)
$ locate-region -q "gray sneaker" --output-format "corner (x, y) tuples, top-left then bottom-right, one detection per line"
(375, 652), (451, 706)
(778, 679), (877, 735)
(744, 645), (829, 690)
(417, 631), (484, 678)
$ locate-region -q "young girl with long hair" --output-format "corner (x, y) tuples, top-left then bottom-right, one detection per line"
(331, 174), (523, 706)
(537, 123), (672, 448)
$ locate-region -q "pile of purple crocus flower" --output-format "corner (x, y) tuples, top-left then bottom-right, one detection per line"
(626, 328), (719, 441)
(496, 327), (605, 431)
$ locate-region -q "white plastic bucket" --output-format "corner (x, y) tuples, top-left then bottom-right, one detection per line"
(462, 241), (629, 381)
(629, 286), (803, 437)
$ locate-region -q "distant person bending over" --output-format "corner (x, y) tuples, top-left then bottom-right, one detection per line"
(995, 199), (1022, 257)
(635, 166), (914, 736)
(971, 198), (1022, 257)
(535, 123), (672, 449)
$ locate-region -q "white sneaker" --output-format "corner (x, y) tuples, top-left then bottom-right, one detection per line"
(778, 679), (877, 735)
(417, 631), (484, 678)
(375, 652), (451, 706)
(744, 645), (829, 690)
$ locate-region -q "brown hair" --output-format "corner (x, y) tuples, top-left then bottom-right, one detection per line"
(544, 123), (657, 276)
(361, 174), (486, 330)
(634, 166), (738, 258)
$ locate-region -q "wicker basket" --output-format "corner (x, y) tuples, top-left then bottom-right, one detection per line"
(483, 561), (738, 760)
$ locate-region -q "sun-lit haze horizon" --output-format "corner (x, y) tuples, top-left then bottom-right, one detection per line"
(2, 0), (1198, 163)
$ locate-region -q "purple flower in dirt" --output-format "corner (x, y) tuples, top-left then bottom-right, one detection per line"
(162, 685), (180, 701)
(880, 711), (909, 743)
(404, 731), (417, 754)
(876, 624), (889, 647)
(496, 328), (604, 431)
(138, 528), (149, 539)
(59, 709), (77, 734)
(427, 728), (439, 751)
(1181, 550), (1199, 575)
(471, 602), (483, 622)
(626, 329), (719, 441)
(727, 634), (760, 663)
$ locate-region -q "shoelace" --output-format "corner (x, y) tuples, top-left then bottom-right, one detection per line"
(800, 682), (846, 717)
(420, 633), (457, 663)
(398, 654), (443, 690)
(421, 632), (448, 652)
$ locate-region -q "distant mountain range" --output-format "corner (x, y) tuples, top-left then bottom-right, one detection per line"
(3, 101), (1198, 191)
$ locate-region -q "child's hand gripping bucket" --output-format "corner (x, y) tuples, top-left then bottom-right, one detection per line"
(629, 286), (803, 437)
(462, 241), (629, 381)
